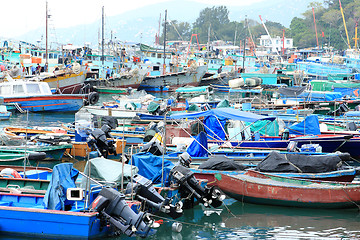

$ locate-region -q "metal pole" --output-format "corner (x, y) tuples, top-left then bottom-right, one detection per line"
(23, 110), (29, 176)
(161, 113), (167, 188)
(121, 119), (125, 192)
(242, 16), (247, 71)
(163, 10), (167, 75)
(102, 6), (104, 65)
(45, 1), (48, 71)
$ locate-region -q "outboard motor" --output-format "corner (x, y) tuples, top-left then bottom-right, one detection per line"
(87, 117), (118, 158)
(141, 134), (164, 156)
(281, 129), (289, 140)
(90, 187), (154, 238)
(169, 165), (225, 209)
(328, 102), (349, 116)
(125, 175), (183, 219)
(141, 121), (165, 156)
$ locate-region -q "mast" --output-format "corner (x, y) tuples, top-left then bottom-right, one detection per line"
(207, 23), (211, 50)
(45, 1), (48, 71)
(157, 13), (161, 45)
(102, 6), (104, 66)
(242, 16), (247, 71)
(282, 29), (285, 55)
(339, 0), (351, 49)
(312, 7), (319, 49)
(163, 10), (167, 75)
(354, 20), (359, 49)
(234, 24), (237, 47)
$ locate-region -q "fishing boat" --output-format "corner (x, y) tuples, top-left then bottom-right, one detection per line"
(191, 151), (359, 185)
(0, 76), (97, 112)
(139, 64), (208, 91)
(1, 126), (72, 162)
(94, 86), (129, 95)
(215, 169), (360, 209)
(0, 148), (46, 166)
(0, 163), (156, 238)
(35, 63), (86, 94)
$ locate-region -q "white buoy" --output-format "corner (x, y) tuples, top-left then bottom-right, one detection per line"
(172, 222), (183, 233)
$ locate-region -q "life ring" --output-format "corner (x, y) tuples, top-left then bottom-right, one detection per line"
(88, 92), (99, 105)
(0, 168), (22, 178)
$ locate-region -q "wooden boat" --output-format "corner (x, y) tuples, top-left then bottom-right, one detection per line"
(0, 148), (47, 166)
(215, 170), (360, 208)
(0, 145), (72, 162)
(94, 86), (129, 95)
(2, 127), (72, 162)
(193, 166), (359, 186)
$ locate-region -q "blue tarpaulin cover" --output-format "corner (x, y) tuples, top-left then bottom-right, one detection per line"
(131, 152), (174, 186)
(170, 108), (275, 122)
(187, 131), (208, 157)
(43, 163), (79, 210)
(345, 111), (360, 117)
(281, 91), (342, 101)
(288, 115), (321, 135)
(203, 116), (227, 141)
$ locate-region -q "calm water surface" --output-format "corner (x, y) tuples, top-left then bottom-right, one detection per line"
(0, 95), (359, 240)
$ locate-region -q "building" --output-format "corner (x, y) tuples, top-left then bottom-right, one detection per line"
(258, 35), (293, 54)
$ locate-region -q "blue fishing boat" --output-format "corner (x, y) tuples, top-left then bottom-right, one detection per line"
(0, 163), (155, 238)
(1, 77), (97, 112)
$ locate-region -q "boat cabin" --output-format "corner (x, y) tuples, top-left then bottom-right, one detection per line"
(0, 81), (52, 97)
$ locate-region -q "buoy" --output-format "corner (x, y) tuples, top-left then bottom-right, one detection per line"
(172, 222), (182, 233)
(0, 168), (22, 178)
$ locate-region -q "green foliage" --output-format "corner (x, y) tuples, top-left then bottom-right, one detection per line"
(290, 0), (360, 50)
(158, 1), (359, 50)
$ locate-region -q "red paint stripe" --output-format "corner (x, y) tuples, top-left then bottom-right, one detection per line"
(21, 103), (69, 108)
(4, 96), (84, 102)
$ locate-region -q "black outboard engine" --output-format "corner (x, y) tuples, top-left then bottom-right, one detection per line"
(327, 102), (349, 116)
(169, 165), (225, 209)
(87, 116), (118, 158)
(90, 187), (154, 238)
(125, 175), (183, 219)
(141, 121), (165, 156)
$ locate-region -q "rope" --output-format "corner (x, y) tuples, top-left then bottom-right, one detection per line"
(284, 154), (303, 173)
(341, 187), (360, 211)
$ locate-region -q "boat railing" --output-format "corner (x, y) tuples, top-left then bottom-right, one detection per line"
(13, 103), (26, 113)
(58, 84), (79, 94)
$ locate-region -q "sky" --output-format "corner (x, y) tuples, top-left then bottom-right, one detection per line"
(2, 0), (265, 38)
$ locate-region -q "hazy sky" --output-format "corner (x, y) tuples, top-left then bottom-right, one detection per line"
(4, 0), (264, 38)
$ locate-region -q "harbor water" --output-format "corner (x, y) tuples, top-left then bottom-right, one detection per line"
(0, 95), (359, 240)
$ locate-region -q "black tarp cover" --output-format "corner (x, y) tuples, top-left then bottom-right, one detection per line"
(256, 151), (342, 173)
(198, 155), (248, 171)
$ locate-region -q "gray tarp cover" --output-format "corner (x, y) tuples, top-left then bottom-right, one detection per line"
(198, 155), (248, 171)
(278, 86), (306, 96)
(81, 157), (138, 187)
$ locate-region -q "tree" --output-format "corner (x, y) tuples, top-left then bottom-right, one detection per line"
(159, 20), (191, 42)
(192, 6), (230, 43)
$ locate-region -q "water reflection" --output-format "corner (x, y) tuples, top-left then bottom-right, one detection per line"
(141, 199), (360, 240)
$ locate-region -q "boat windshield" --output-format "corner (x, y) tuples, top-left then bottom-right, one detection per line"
(26, 83), (41, 94)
